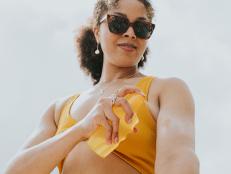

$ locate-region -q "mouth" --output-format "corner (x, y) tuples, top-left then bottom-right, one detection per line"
(117, 43), (137, 52)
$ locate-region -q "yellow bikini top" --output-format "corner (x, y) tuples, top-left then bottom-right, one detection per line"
(55, 76), (157, 174)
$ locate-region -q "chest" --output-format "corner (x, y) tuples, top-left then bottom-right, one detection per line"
(69, 88), (159, 123)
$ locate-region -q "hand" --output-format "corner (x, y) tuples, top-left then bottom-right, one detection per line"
(77, 85), (145, 144)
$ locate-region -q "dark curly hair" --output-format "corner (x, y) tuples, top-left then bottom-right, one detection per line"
(75, 0), (155, 85)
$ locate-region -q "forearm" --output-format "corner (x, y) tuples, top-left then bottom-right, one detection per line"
(155, 150), (200, 174)
(4, 124), (85, 174)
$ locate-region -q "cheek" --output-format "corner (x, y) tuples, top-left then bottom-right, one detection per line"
(139, 40), (148, 54)
(131, 39), (147, 58)
(100, 28), (118, 53)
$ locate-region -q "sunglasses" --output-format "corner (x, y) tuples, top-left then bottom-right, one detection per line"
(99, 14), (155, 39)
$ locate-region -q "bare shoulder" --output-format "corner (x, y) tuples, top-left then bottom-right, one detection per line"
(158, 77), (194, 106)
(161, 77), (192, 92)
(148, 76), (194, 119)
(150, 75), (188, 88)
(149, 76), (193, 99)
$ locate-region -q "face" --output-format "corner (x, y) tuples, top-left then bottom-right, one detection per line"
(94, 0), (151, 67)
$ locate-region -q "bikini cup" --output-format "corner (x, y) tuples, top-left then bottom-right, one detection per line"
(87, 93), (145, 158)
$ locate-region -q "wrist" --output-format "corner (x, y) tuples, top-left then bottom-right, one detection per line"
(71, 123), (89, 142)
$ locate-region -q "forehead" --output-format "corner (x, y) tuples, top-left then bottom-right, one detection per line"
(109, 0), (148, 21)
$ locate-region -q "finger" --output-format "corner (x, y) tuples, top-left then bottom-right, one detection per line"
(104, 107), (120, 144)
(100, 115), (113, 144)
(114, 97), (134, 123)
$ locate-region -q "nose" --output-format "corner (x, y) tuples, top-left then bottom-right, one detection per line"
(122, 26), (136, 39)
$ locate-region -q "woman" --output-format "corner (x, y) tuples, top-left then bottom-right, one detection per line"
(4, 0), (199, 174)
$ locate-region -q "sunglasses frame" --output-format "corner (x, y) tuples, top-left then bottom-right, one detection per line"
(99, 14), (155, 39)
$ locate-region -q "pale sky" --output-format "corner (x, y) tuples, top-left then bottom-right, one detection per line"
(0, 0), (230, 173)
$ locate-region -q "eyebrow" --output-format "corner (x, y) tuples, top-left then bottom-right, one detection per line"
(113, 12), (148, 21)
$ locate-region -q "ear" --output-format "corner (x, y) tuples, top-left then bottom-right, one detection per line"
(93, 26), (100, 43)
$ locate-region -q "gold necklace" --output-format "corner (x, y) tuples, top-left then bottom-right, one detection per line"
(98, 72), (140, 95)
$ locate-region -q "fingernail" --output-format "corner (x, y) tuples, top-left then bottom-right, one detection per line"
(133, 127), (138, 133)
(115, 137), (118, 143)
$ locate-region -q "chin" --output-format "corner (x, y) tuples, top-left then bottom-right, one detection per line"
(115, 59), (138, 67)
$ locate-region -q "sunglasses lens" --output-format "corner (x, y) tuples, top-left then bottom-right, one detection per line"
(133, 21), (153, 39)
(108, 15), (129, 34)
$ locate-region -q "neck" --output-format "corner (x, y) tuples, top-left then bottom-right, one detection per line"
(98, 64), (141, 85)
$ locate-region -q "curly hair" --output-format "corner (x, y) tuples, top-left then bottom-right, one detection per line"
(75, 0), (155, 85)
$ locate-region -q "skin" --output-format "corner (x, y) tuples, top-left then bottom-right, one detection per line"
(4, 0), (199, 174)
(93, 0), (149, 83)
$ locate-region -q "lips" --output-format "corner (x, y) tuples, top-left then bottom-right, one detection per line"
(117, 42), (137, 52)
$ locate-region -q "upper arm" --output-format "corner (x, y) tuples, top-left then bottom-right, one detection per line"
(18, 96), (70, 151)
(155, 77), (196, 164)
